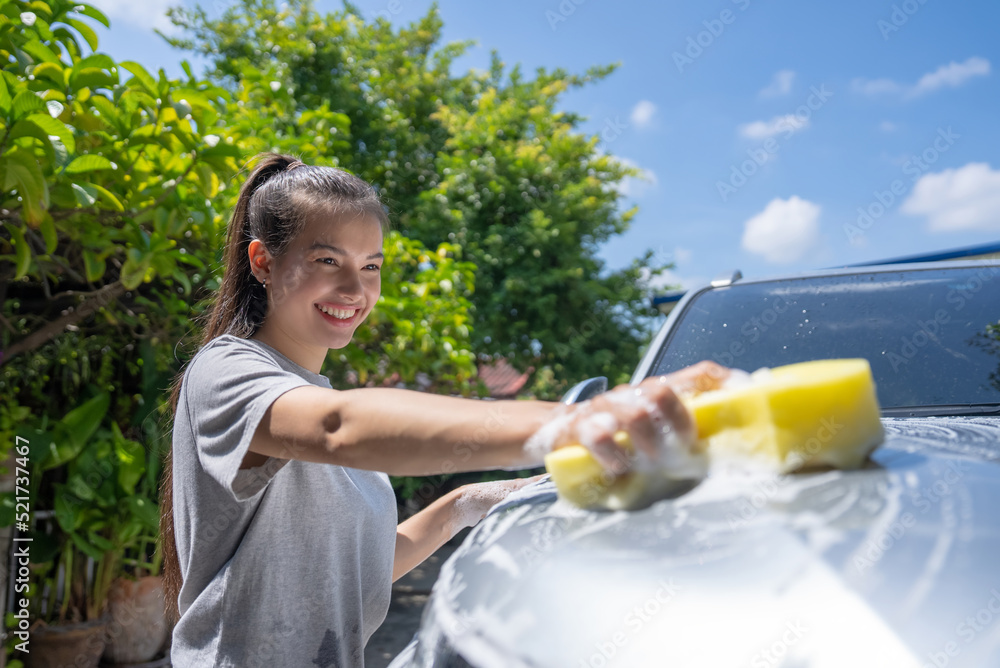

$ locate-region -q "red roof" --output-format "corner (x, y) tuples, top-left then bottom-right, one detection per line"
(477, 358), (534, 398)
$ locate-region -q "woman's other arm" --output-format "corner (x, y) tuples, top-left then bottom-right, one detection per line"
(392, 477), (541, 581)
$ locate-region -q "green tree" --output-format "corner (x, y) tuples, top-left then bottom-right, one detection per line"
(0, 0), (244, 628)
(0, 0), (480, 635)
(417, 54), (668, 391)
(165, 0), (672, 398)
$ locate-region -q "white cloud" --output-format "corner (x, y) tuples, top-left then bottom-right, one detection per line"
(614, 157), (658, 198)
(853, 57), (990, 99)
(911, 57), (991, 96)
(742, 196), (821, 263)
(901, 162), (1000, 232)
(738, 114), (809, 140)
(88, 0), (175, 32)
(852, 78), (903, 96)
(879, 121), (897, 132)
(630, 100), (657, 129)
(758, 70), (795, 98)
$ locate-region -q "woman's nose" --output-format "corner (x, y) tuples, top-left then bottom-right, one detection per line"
(336, 266), (364, 298)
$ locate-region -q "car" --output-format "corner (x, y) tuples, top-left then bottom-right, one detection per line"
(389, 258), (1000, 668)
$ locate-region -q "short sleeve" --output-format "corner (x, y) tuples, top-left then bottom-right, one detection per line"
(182, 340), (313, 501)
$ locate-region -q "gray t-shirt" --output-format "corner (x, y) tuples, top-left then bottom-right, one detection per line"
(170, 333), (397, 667)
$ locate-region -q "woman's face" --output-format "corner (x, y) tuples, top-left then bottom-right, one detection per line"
(253, 208), (384, 363)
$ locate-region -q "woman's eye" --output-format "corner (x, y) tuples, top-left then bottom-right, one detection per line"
(318, 258), (336, 265)
(366, 264), (382, 272)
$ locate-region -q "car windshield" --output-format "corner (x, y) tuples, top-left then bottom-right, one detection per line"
(649, 264), (1000, 412)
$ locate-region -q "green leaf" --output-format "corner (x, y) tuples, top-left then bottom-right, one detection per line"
(88, 95), (118, 125)
(0, 75), (10, 114)
(114, 434), (145, 495)
(69, 68), (117, 92)
(11, 90), (47, 119)
(4, 224), (31, 280)
(66, 473), (95, 501)
(82, 249), (105, 282)
(125, 496), (158, 531)
(65, 154), (115, 174)
(52, 26), (85, 59)
(2, 150), (49, 224)
(55, 491), (81, 532)
(150, 247), (174, 275)
(55, 392), (110, 460)
(72, 53), (116, 72)
(87, 531), (114, 552)
(0, 492), (15, 527)
(65, 18), (98, 51)
(120, 247), (151, 289)
(200, 142), (242, 159)
(70, 531), (106, 561)
(49, 133), (70, 168)
(120, 61), (157, 96)
(72, 3), (110, 28)
(62, 393), (110, 441)
(80, 183), (125, 211)
(71, 182), (97, 207)
(195, 162), (219, 197)
(31, 61), (65, 85)
(171, 269), (192, 295)
(12, 113), (76, 154)
(88, 183), (123, 211)
(39, 212), (57, 253)
(20, 39), (60, 65)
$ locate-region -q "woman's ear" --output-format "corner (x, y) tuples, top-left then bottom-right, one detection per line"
(248, 239), (272, 283)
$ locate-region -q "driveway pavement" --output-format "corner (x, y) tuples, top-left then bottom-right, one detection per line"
(365, 542), (460, 667)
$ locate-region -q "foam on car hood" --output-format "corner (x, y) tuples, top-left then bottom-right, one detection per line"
(409, 417), (1000, 668)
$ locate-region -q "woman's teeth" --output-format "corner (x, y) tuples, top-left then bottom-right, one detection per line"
(316, 304), (357, 320)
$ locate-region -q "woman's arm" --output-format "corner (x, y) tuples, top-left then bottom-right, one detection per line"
(249, 387), (557, 475)
(248, 361), (729, 476)
(393, 477), (542, 581)
(393, 487), (460, 582)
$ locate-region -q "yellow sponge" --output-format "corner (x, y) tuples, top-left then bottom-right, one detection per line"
(543, 431), (659, 510)
(687, 359), (884, 472)
(545, 359), (884, 509)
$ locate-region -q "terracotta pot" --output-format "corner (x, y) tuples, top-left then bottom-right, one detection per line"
(101, 576), (170, 664)
(27, 616), (108, 668)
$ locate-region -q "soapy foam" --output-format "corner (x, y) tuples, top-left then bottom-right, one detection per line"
(449, 480), (539, 538)
(526, 381), (711, 507)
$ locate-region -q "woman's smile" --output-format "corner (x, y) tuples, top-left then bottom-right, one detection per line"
(315, 302), (361, 327)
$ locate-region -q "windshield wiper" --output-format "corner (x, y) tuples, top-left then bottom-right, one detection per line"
(882, 404), (1000, 418)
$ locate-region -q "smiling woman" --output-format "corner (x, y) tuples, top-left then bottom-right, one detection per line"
(248, 206), (385, 372)
(158, 153), (724, 667)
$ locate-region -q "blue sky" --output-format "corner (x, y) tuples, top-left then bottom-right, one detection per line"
(92, 0), (1000, 292)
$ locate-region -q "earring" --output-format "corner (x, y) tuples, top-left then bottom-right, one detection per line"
(261, 278), (266, 289)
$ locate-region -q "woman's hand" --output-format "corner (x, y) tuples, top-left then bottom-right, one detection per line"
(524, 361), (731, 474)
(448, 475), (546, 536)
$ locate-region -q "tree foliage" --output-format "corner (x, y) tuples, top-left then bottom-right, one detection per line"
(0, 0), (478, 629)
(165, 0), (671, 395)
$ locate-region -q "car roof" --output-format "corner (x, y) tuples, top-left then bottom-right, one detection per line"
(633, 258), (1000, 383)
(710, 257), (999, 287)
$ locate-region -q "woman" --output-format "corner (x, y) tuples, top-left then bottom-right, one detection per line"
(161, 153), (726, 667)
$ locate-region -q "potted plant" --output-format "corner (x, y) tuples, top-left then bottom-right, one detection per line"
(100, 415), (172, 667)
(1, 393), (114, 668)
(0, 392), (166, 668)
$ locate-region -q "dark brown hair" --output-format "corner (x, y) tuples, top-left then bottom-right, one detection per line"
(159, 153), (390, 621)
